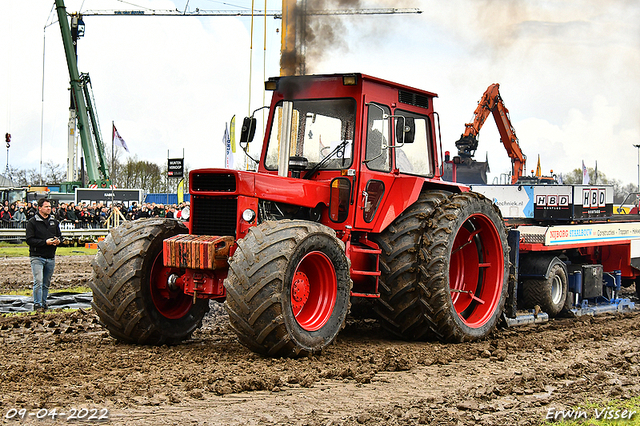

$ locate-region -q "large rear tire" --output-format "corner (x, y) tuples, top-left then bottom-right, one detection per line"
(419, 192), (509, 342)
(371, 190), (450, 339)
(224, 220), (352, 357)
(90, 218), (210, 345)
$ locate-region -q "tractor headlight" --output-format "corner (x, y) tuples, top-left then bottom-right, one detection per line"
(181, 206), (190, 220)
(242, 208), (256, 223)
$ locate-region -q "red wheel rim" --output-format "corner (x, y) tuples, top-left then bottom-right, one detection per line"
(290, 251), (337, 331)
(149, 251), (193, 319)
(449, 213), (504, 328)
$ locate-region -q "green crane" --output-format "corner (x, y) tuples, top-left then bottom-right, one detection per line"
(55, 0), (111, 190)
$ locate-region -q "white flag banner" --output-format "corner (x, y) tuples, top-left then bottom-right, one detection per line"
(112, 123), (130, 152)
(582, 160), (590, 185)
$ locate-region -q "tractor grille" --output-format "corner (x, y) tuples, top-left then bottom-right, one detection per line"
(191, 196), (237, 237)
(192, 172), (236, 192)
(398, 90), (430, 109)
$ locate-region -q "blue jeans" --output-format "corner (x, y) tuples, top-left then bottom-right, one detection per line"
(31, 257), (55, 308)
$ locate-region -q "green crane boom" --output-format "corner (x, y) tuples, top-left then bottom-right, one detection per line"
(55, 0), (110, 187)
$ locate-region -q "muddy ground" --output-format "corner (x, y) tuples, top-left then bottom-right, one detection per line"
(0, 256), (92, 292)
(1, 255), (639, 425)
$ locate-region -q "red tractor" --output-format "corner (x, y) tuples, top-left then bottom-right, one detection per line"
(90, 74), (510, 357)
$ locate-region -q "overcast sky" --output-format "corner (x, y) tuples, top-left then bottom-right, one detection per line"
(1, 0), (639, 186)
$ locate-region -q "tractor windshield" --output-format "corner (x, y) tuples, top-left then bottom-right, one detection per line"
(264, 98), (356, 172)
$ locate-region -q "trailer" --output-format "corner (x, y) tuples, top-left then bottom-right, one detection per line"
(471, 183), (614, 223)
(472, 184), (638, 325)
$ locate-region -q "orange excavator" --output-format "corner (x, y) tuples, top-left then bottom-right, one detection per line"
(446, 83), (526, 185)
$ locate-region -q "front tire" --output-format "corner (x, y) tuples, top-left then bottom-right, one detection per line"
(90, 218), (210, 345)
(419, 192), (509, 342)
(224, 220), (352, 357)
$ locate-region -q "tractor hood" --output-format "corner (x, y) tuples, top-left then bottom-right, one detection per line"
(190, 168), (331, 209)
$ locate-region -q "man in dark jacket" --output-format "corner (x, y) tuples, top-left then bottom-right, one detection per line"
(25, 198), (62, 311)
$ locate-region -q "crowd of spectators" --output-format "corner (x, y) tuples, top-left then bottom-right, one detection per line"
(0, 199), (190, 229)
(1, 200), (33, 228)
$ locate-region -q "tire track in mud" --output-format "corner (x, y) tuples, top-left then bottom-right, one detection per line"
(1, 306), (639, 426)
(1, 255), (638, 425)
(111, 310), (640, 426)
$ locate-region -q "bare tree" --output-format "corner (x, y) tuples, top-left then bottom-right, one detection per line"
(5, 157), (189, 195)
(43, 161), (66, 184)
(4, 165), (28, 186)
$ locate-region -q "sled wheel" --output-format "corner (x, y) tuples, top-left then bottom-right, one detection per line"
(225, 220), (352, 357)
(522, 262), (568, 317)
(419, 192), (509, 342)
(90, 218), (209, 345)
(371, 190), (450, 339)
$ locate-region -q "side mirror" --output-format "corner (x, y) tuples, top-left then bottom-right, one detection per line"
(396, 117), (415, 145)
(240, 117), (257, 143)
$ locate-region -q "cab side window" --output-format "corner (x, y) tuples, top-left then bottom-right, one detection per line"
(365, 104), (391, 172)
(393, 110), (433, 177)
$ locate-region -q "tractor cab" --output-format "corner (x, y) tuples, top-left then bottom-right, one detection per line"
(238, 73), (444, 234)
(248, 74), (439, 180)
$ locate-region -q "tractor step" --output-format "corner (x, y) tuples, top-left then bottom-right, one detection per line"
(351, 269), (381, 276)
(349, 245), (382, 255)
(346, 238), (382, 298)
(350, 291), (380, 298)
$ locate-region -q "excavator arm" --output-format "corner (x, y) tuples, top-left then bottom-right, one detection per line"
(455, 83), (526, 184)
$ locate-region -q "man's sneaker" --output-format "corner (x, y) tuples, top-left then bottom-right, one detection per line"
(33, 304), (43, 312)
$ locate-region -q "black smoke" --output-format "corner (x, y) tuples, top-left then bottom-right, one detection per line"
(281, 0), (364, 75)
